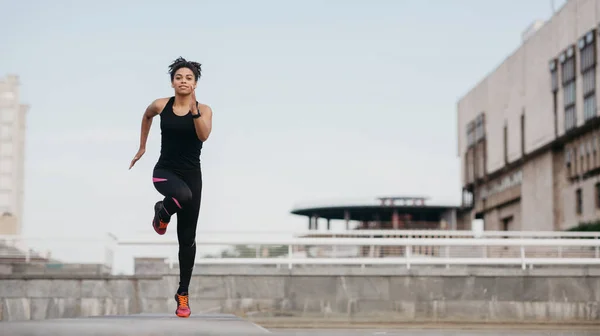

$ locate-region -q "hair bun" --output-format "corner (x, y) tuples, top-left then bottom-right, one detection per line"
(167, 57), (202, 80)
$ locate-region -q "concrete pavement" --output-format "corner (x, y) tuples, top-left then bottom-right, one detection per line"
(0, 313), (272, 335)
(2, 314), (600, 336)
(271, 331), (600, 335)
(272, 331), (600, 336)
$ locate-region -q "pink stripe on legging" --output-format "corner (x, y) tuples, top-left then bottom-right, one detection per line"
(153, 177), (168, 182)
(172, 197), (182, 209)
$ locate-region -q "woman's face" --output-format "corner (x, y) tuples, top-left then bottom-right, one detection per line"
(172, 67), (196, 95)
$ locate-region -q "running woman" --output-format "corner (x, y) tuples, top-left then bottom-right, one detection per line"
(129, 57), (213, 318)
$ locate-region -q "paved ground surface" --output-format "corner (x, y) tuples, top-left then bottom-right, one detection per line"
(269, 330), (600, 336)
(0, 313), (271, 335)
(1, 314), (599, 336)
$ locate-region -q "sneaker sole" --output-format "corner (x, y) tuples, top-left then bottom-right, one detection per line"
(153, 202), (168, 235)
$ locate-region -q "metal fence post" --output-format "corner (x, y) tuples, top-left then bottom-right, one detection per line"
(405, 243), (411, 269)
(520, 245), (526, 270)
(288, 244), (293, 270)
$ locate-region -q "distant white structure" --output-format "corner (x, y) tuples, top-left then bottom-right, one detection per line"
(471, 219), (484, 238)
(0, 75), (29, 235)
(521, 20), (546, 43)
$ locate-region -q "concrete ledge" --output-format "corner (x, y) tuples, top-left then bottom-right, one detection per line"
(2, 271), (599, 323)
(0, 274), (162, 280)
(4, 266), (600, 278)
(189, 265), (600, 277)
(249, 317), (600, 330)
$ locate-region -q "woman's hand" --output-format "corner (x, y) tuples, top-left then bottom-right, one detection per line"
(190, 89), (199, 115)
(129, 148), (146, 170)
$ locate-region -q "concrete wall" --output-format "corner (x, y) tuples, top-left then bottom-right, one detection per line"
(521, 151), (556, 231)
(2, 267), (600, 323)
(563, 174), (600, 229)
(552, 147), (569, 230)
(484, 201), (522, 231)
(457, 0), (600, 181)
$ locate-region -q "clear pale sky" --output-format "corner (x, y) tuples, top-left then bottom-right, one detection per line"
(0, 0), (567, 273)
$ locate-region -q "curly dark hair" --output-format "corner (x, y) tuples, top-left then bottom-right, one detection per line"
(168, 56), (202, 82)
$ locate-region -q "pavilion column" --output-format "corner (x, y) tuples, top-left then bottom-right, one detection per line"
(326, 218), (331, 231)
(392, 209), (399, 229)
(344, 210), (350, 230)
(309, 216), (319, 230)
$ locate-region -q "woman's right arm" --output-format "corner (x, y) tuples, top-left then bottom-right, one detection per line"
(129, 99), (162, 170)
(138, 99), (162, 151)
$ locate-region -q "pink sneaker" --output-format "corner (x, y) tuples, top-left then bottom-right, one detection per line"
(152, 201), (169, 235)
(174, 293), (191, 318)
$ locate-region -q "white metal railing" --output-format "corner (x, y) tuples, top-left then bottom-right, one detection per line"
(2, 230), (600, 274)
(117, 232), (600, 271)
(290, 229), (600, 238)
(115, 229), (600, 240)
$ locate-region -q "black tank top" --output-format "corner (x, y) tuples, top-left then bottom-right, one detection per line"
(155, 97), (203, 170)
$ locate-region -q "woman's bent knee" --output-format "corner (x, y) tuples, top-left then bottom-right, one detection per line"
(172, 188), (193, 208)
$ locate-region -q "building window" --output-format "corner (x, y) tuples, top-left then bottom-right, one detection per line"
(550, 59), (559, 137)
(464, 155), (470, 184)
(565, 147), (575, 178)
(576, 188), (583, 215)
(596, 182), (600, 209)
(580, 30), (597, 122)
(583, 71), (596, 119)
(587, 139), (593, 172)
(467, 121), (475, 147)
(475, 113), (485, 142)
(550, 59), (559, 92)
(565, 147), (577, 178)
(579, 143), (585, 175)
(594, 134), (599, 169)
(561, 46), (577, 131)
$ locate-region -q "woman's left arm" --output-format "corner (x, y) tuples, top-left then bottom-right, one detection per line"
(192, 104), (212, 142)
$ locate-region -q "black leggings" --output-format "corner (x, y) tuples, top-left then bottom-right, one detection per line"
(152, 167), (202, 292)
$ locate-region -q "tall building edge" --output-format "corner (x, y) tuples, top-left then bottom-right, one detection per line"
(0, 75), (28, 236)
(457, 0), (600, 232)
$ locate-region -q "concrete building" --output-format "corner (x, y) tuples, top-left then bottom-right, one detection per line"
(457, 0), (600, 232)
(0, 75), (28, 235)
